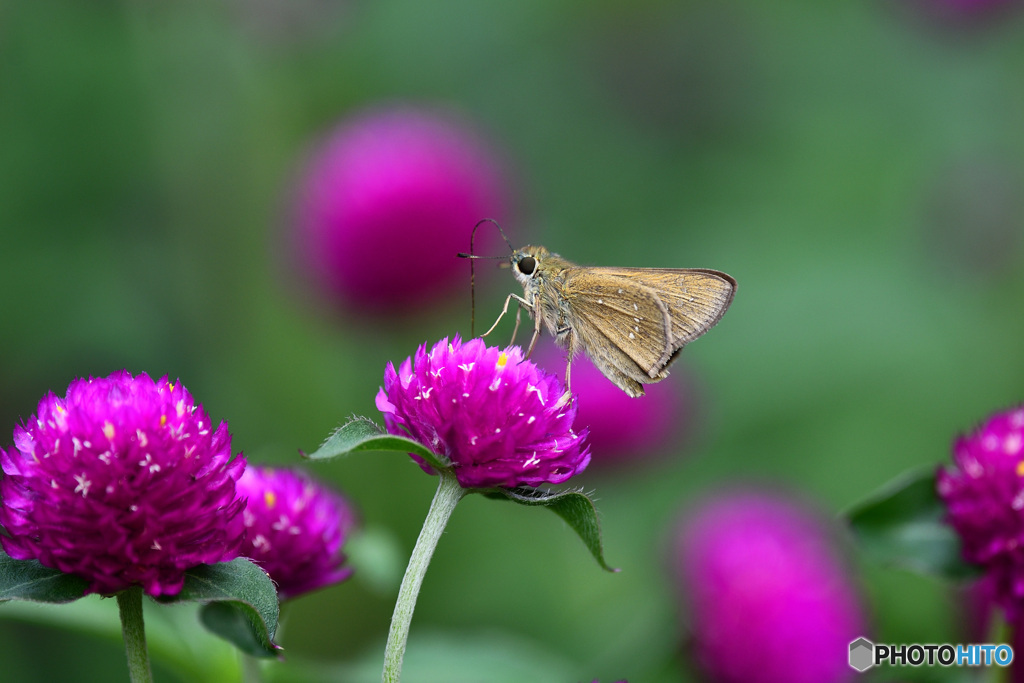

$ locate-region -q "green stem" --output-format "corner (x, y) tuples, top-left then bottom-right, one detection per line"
(242, 654), (264, 683)
(382, 469), (466, 683)
(117, 586), (154, 683)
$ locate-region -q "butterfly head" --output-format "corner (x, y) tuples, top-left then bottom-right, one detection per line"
(511, 245), (550, 286)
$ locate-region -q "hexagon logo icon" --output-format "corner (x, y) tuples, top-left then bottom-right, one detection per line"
(849, 637), (874, 672)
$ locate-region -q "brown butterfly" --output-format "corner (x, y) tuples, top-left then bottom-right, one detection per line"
(460, 221), (736, 397)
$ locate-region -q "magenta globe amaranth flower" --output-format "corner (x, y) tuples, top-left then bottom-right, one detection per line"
(0, 372), (247, 597)
(937, 405), (1024, 619)
(375, 336), (591, 488)
(674, 492), (865, 683)
(292, 105), (510, 314)
(237, 466), (356, 599)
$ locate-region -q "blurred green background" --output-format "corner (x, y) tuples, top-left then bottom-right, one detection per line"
(3, 0), (1024, 681)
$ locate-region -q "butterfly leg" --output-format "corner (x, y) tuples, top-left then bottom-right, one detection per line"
(557, 328), (574, 405)
(509, 305), (522, 346)
(523, 311), (543, 360)
(481, 293), (532, 339)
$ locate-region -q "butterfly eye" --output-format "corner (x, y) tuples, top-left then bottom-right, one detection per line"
(518, 256), (537, 275)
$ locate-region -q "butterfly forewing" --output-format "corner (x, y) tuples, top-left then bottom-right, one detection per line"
(572, 267), (735, 371)
(561, 270), (674, 375)
(595, 268), (736, 346)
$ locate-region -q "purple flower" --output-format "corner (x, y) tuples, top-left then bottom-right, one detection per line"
(291, 105), (510, 314)
(673, 492), (865, 683)
(375, 336), (591, 489)
(236, 466), (356, 600)
(937, 405), (1024, 619)
(533, 346), (686, 465)
(0, 372), (247, 597)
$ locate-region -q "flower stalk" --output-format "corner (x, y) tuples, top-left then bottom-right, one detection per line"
(382, 468), (465, 683)
(117, 586), (154, 683)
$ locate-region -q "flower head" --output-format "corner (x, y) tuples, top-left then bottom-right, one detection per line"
(236, 466), (356, 600)
(0, 372), (247, 597)
(673, 492), (865, 683)
(375, 336), (590, 489)
(937, 405), (1024, 619)
(291, 105), (510, 314)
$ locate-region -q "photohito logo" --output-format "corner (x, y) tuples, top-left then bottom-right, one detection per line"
(849, 637), (1013, 672)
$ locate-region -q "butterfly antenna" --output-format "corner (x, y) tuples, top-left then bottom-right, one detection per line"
(457, 218), (514, 337)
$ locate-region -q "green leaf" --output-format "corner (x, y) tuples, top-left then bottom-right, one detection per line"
(305, 416), (449, 471)
(846, 467), (980, 581)
(198, 602), (276, 659)
(0, 549), (88, 603)
(484, 487), (618, 573)
(159, 558), (281, 658)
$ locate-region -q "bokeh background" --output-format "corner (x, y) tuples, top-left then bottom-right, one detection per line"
(3, 0), (1024, 681)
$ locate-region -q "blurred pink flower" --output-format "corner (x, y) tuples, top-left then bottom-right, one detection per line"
(937, 405), (1024, 621)
(291, 105), (510, 314)
(673, 491), (866, 683)
(237, 466), (356, 600)
(530, 345), (687, 465)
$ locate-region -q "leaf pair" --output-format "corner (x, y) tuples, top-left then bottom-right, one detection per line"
(0, 552), (281, 658)
(306, 417), (617, 572)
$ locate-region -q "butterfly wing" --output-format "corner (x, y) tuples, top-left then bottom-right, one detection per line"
(594, 268), (736, 351)
(560, 270), (674, 380)
(564, 267), (735, 382)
